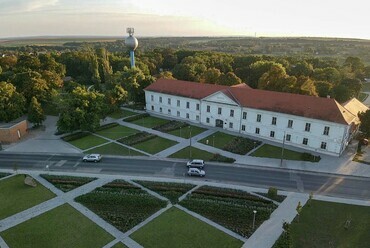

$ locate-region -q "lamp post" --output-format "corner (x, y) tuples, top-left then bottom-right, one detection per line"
(280, 131), (286, 167)
(213, 135), (215, 147)
(189, 126), (192, 159)
(252, 210), (257, 229)
(254, 141), (256, 149)
(180, 126), (182, 138)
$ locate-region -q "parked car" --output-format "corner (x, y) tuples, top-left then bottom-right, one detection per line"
(82, 154), (102, 162)
(187, 168), (206, 177)
(186, 159), (205, 169)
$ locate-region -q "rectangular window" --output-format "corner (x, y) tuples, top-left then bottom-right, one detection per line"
(196, 104), (200, 111)
(305, 123), (311, 132)
(206, 117), (210, 123)
(255, 128), (260, 134)
(321, 142), (327, 149)
(229, 122), (233, 129)
(207, 105), (210, 112)
(159, 96), (162, 103)
(151, 95), (154, 101)
(242, 112), (247, 120)
(159, 107), (162, 113)
(177, 100), (180, 107)
(286, 134), (291, 141)
(151, 105), (154, 111)
(177, 111), (180, 117)
(242, 125), (246, 131)
(288, 120), (293, 128)
(218, 107), (222, 115)
(196, 115), (200, 121)
(257, 114), (261, 122)
(168, 109), (171, 115)
(272, 117), (277, 125)
(186, 113), (189, 119)
(303, 138), (308, 145)
(270, 131), (275, 138)
(230, 109), (234, 117)
(168, 98), (171, 105)
(186, 102), (190, 109)
(323, 126), (330, 135)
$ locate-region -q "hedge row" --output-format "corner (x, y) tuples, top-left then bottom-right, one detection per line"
(152, 120), (188, 132)
(62, 132), (90, 142)
(210, 153), (236, 163)
(95, 122), (118, 131)
(124, 113), (149, 122)
(223, 137), (262, 155)
(117, 132), (156, 146)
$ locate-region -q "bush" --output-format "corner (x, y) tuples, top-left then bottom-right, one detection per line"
(124, 113), (149, 122)
(210, 153), (236, 163)
(268, 187), (278, 199)
(117, 132), (156, 146)
(62, 132), (90, 142)
(302, 153), (321, 162)
(153, 120), (188, 132)
(95, 122), (118, 131)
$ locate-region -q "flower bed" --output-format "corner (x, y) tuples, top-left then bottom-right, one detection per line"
(124, 113), (149, 122)
(180, 186), (276, 238)
(257, 192), (286, 203)
(117, 132), (156, 146)
(223, 137), (262, 155)
(135, 181), (195, 203)
(152, 120), (188, 132)
(75, 180), (167, 232)
(40, 175), (96, 192)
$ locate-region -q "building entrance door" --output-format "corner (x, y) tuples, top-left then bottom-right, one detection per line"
(215, 119), (224, 128)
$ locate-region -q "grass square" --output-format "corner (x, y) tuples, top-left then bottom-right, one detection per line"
(130, 207), (243, 248)
(169, 146), (215, 160)
(199, 131), (236, 149)
(131, 116), (170, 128)
(68, 134), (108, 150)
(95, 125), (139, 140)
(132, 136), (178, 154)
(108, 109), (138, 119)
(1, 204), (114, 248)
(87, 142), (145, 156)
(0, 175), (55, 220)
(251, 144), (320, 162)
(112, 242), (129, 248)
(167, 125), (206, 139)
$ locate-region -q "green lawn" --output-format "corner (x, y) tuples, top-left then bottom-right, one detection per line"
(86, 142), (145, 156)
(130, 207), (243, 248)
(359, 92), (369, 102)
(251, 144), (319, 162)
(168, 125), (207, 139)
(0, 172), (11, 178)
(95, 125), (139, 140)
(112, 242), (128, 248)
(108, 109), (138, 119)
(362, 83), (370, 92)
(0, 175), (55, 220)
(199, 131), (237, 149)
(132, 136), (178, 154)
(68, 134), (108, 150)
(131, 116), (170, 128)
(289, 200), (370, 248)
(1, 204), (114, 248)
(169, 146), (216, 160)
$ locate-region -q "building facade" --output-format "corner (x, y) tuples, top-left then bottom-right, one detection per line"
(145, 79), (368, 156)
(0, 119), (28, 144)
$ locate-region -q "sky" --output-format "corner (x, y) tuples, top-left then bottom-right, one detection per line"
(0, 0), (369, 39)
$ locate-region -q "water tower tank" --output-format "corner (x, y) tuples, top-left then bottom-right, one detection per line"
(125, 28), (138, 51)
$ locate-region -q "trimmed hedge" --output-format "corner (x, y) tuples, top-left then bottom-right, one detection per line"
(152, 120), (188, 132)
(117, 132), (156, 146)
(95, 122), (119, 131)
(124, 113), (149, 122)
(210, 153), (236, 163)
(62, 132), (90, 142)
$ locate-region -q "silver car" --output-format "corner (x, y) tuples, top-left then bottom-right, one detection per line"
(82, 154), (102, 162)
(187, 168), (205, 177)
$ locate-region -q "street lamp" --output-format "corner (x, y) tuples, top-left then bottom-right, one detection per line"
(213, 135), (215, 147)
(252, 210), (257, 229)
(253, 141), (256, 149)
(180, 126), (182, 138)
(189, 126), (192, 159)
(280, 131), (286, 167)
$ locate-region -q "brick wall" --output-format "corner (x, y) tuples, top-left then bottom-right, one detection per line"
(0, 120), (28, 144)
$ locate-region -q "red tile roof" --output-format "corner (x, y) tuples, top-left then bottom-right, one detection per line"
(145, 79), (355, 125)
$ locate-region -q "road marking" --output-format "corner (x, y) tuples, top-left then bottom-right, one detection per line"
(54, 160), (67, 167)
(73, 162), (80, 168)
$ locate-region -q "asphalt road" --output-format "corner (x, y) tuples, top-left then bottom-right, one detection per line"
(1, 153), (369, 200)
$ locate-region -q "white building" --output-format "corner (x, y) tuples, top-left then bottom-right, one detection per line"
(144, 79), (368, 156)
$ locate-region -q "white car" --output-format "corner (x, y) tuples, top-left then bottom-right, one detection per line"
(83, 154), (102, 162)
(187, 168), (206, 177)
(186, 159), (205, 169)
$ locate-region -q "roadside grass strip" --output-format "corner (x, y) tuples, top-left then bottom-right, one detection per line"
(86, 142), (145, 156)
(68, 134), (108, 150)
(40, 174), (97, 192)
(0, 204), (114, 248)
(0, 175), (55, 220)
(130, 207), (244, 248)
(130, 116), (171, 128)
(75, 180), (167, 233)
(95, 125), (139, 140)
(180, 185), (277, 238)
(169, 146), (235, 163)
(251, 144), (320, 162)
(134, 181), (195, 203)
(132, 136), (178, 155)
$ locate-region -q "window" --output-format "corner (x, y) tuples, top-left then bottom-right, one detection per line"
(323, 126), (330, 135)
(168, 109), (171, 115)
(186, 113), (189, 119)
(242, 125), (246, 131)
(151, 95), (154, 101)
(159, 97), (162, 103)
(243, 112), (247, 120)
(151, 106), (154, 111)
(206, 117), (210, 123)
(196, 115), (200, 121)
(286, 134), (291, 141)
(229, 122), (233, 129)
(288, 120), (293, 128)
(218, 107), (222, 115)
(255, 128), (260, 134)
(159, 107), (162, 113)
(207, 105), (210, 112)
(168, 98), (171, 105)
(272, 117), (277, 125)
(230, 109), (234, 117)
(270, 131), (275, 138)
(303, 138), (308, 145)
(305, 123), (311, 132)
(257, 114), (261, 122)
(177, 111), (180, 117)
(321, 142), (327, 149)
(186, 102), (190, 109)
(196, 104), (200, 111)
(177, 100), (180, 107)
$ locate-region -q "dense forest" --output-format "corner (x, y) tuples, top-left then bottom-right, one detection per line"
(1, 37), (370, 133)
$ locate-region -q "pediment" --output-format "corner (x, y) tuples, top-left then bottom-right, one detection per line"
(203, 91), (239, 106)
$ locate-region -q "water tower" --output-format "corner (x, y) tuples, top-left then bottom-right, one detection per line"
(125, 27), (138, 68)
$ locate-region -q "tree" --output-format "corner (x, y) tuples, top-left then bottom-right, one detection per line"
(0, 82), (26, 122)
(218, 72), (242, 86)
(200, 68), (221, 84)
(289, 61), (313, 77)
(314, 81), (333, 97)
(313, 67), (341, 84)
(28, 96), (45, 126)
(258, 64), (297, 92)
(358, 110), (370, 137)
(249, 61), (283, 88)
